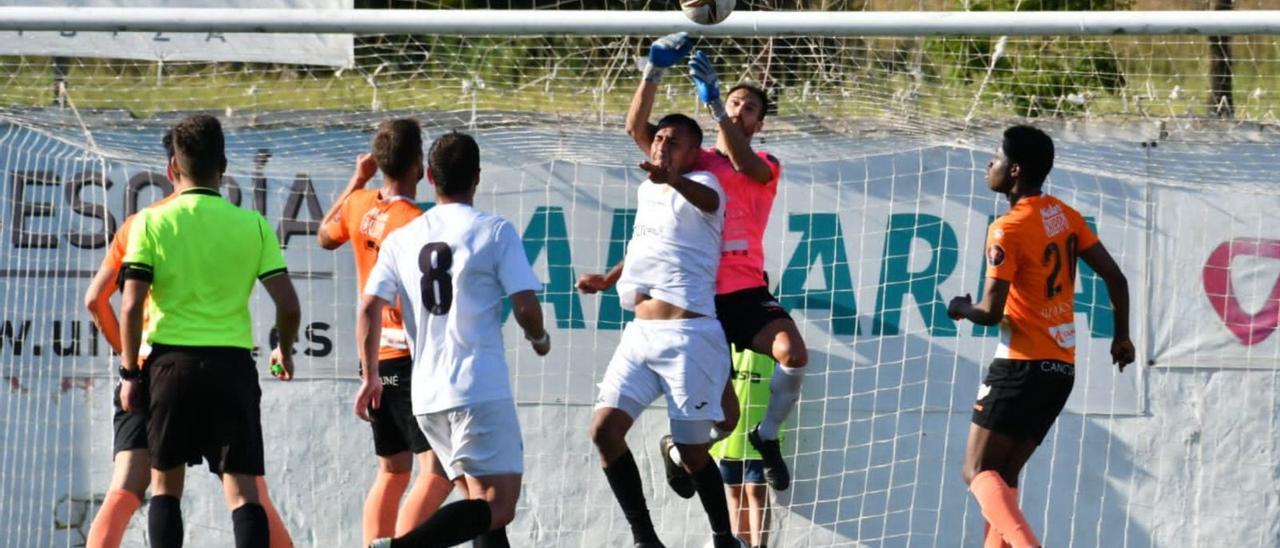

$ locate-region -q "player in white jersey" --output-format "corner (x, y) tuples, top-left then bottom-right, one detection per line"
(581, 114), (741, 548)
(360, 132), (551, 548)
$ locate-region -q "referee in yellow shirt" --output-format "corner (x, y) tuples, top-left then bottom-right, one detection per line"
(116, 115), (302, 548)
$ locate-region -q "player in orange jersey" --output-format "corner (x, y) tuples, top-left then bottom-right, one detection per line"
(83, 130), (293, 548)
(948, 125), (1135, 548)
(318, 118), (453, 546)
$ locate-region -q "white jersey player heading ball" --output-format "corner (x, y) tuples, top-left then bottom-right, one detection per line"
(360, 132), (550, 548)
(579, 114), (742, 548)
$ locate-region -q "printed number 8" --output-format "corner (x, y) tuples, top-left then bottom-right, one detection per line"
(418, 242), (453, 315)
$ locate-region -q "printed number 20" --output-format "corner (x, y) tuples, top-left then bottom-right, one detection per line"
(418, 242), (454, 315)
(1042, 234), (1078, 299)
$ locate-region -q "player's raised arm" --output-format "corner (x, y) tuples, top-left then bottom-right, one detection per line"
(688, 50), (774, 183)
(318, 153), (378, 250)
(1079, 242), (1135, 370)
(627, 32), (693, 154)
(639, 160), (720, 213)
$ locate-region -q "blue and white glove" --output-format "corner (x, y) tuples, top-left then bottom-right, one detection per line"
(689, 50), (727, 122)
(644, 32), (693, 84)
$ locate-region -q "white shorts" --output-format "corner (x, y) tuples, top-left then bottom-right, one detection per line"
(596, 317), (731, 423)
(415, 399), (523, 481)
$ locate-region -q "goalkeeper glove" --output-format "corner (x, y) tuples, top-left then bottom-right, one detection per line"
(689, 50), (727, 122)
(644, 32), (693, 83)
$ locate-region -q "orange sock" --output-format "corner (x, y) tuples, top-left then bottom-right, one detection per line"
(363, 471), (411, 545)
(87, 489), (142, 548)
(970, 471), (1038, 548)
(394, 472), (454, 535)
(255, 477), (294, 548)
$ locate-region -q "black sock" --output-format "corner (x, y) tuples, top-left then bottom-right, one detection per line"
(689, 462), (732, 536)
(231, 503), (269, 548)
(472, 526), (510, 548)
(602, 450), (659, 544)
(149, 495), (184, 548)
(391, 498), (491, 548)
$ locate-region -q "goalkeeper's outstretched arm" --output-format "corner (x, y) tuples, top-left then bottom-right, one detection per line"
(626, 32), (693, 155)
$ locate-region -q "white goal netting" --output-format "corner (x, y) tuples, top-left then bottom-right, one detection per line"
(2, 3), (1280, 547)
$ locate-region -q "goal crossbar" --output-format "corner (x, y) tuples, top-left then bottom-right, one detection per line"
(2, 7), (1279, 36)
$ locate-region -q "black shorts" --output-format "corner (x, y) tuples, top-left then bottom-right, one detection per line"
(364, 357), (431, 457)
(112, 380), (149, 454)
(971, 358), (1075, 445)
(146, 344), (265, 476)
(715, 285), (793, 351)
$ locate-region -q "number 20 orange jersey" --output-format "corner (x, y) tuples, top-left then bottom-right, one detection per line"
(985, 194), (1100, 364)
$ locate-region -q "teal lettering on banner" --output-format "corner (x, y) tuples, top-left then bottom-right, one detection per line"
(873, 214), (958, 336)
(970, 215), (1113, 338)
(502, 206), (585, 329)
(596, 209), (636, 330)
(777, 213), (859, 336)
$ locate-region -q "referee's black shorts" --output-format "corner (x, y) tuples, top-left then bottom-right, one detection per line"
(971, 358), (1075, 445)
(146, 344), (265, 476)
(364, 356), (432, 457)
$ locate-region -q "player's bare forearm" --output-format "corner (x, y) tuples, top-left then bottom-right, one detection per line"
(356, 295), (387, 379)
(1080, 244), (1131, 341)
(1103, 271), (1131, 341)
(717, 119), (773, 183)
(606, 260), (625, 285)
(262, 274), (302, 354)
(950, 278), (1009, 326)
(84, 262), (123, 354)
(670, 176), (721, 213)
(118, 279), (149, 370)
(510, 290), (547, 341)
(626, 81), (658, 154)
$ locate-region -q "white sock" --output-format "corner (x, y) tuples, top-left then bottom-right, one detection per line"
(668, 445), (683, 467)
(757, 364), (804, 440)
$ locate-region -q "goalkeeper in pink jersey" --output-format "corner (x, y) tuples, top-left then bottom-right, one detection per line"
(621, 32), (807, 493)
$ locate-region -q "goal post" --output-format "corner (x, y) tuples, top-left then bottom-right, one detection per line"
(1, 7), (1278, 547)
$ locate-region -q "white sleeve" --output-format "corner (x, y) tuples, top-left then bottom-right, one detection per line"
(364, 236), (402, 302)
(684, 171), (725, 217)
(495, 220), (542, 296)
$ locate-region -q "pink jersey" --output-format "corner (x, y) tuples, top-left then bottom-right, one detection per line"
(696, 148), (781, 295)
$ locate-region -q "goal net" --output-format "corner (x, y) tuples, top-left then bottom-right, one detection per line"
(2, 4), (1279, 547)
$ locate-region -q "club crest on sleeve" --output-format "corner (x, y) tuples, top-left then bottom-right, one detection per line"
(987, 244), (1006, 267)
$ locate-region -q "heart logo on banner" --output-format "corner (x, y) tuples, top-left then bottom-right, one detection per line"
(1202, 238), (1280, 346)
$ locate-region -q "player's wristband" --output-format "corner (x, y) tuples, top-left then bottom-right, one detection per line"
(525, 331), (550, 346)
(118, 366), (143, 381)
(642, 63), (667, 84)
(706, 99), (728, 123)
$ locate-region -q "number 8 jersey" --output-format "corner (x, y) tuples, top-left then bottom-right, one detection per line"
(985, 194), (1100, 365)
(365, 203), (543, 415)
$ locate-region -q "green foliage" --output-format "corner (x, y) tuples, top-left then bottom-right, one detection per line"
(925, 0), (1130, 116)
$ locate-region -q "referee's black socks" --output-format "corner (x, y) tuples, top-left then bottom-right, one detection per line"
(603, 449), (661, 544)
(231, 502), (269, 548)
(391, 498), (492, 548)
(689, 461), (733, 538)
(149, 495), (184, 548)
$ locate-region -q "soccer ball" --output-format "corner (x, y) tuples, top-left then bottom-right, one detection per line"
(682, 0), (734, 25)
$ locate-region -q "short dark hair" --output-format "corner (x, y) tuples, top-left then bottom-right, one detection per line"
(372, 118), (423, 180)
(1002, 125), (1055, 186)
(162, 129), (174, 160)
(169, 114), (225, 183)
(728, 83), (772, 120)
(655, 113), (702, 147)
(428, 131), (480, 198)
